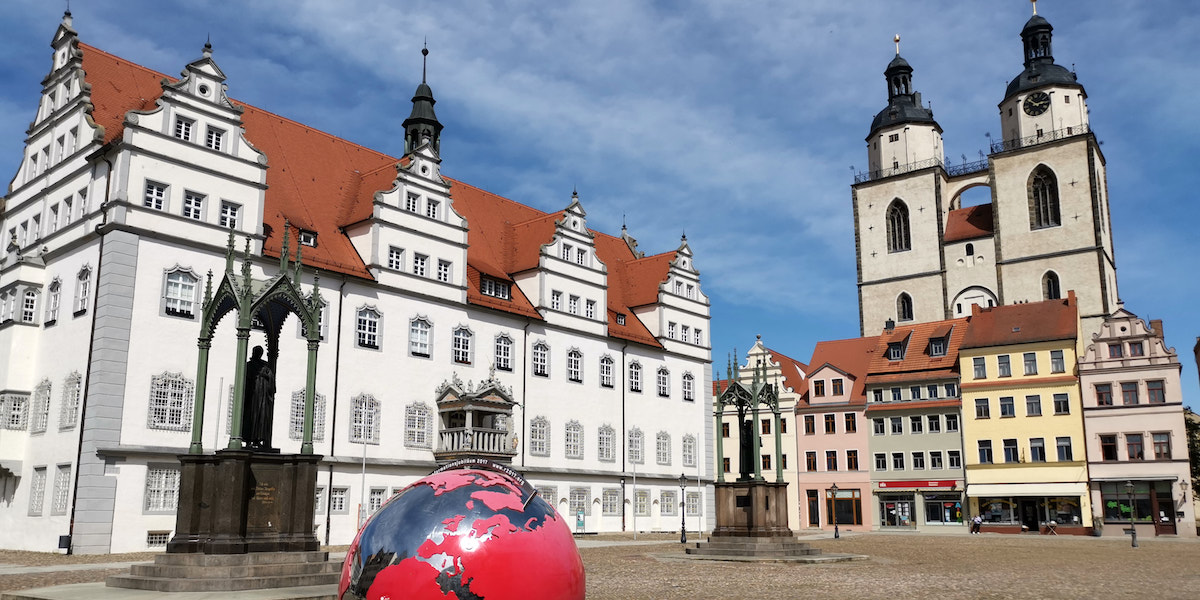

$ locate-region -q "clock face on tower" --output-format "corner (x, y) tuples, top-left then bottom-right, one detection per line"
(1023, 91), (1051, 116)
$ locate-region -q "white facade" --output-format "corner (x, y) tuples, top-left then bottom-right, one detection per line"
(0, 15), (712, 553)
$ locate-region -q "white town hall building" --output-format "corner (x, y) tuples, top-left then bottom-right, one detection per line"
(0, 13), (713, 553)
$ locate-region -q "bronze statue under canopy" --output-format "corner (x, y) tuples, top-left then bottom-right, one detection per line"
(241, 345), (276, 449)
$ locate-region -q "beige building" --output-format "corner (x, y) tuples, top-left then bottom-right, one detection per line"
(852, 8), (1117, 337)
(1080, 310), (1195, 537)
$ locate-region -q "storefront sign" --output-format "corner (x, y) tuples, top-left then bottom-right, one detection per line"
(878, 480), (958, 489)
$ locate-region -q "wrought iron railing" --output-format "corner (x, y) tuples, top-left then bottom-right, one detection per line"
(854, 156), (990, 184)
(436, 427), (516, 455)
(945, 158), (989, 177)
(990, 123), (1091, 154)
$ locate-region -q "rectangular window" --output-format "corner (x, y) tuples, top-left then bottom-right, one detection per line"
(892, 452), (905, 470)
(586, 300), (596, 319)
(387, 246), (404, 270)
(174, 117), (194, 141)
(999, 396), (1015, 417)
(1100, 435), (1118, 461)
(437, 259), (452, 283)
(453, 330), (472, 365)
(561, 243), (572, 261)
(658, 491), (676, 517)
(628, 364), (640, 391)
(945, 383), (957, 398)
(780, 418), (787, 434)
(600, 358), (614, 388)
(406, 194), (419, 212)
(930, 338), (947, 356)
(681, 325), (690, 342)
(1121, 382), (1139, 405)
(824, 414), (836, 434)
(761, 454), (772, 471)
(846, 450), (859, 471)
(1126, 433), (1144, 460)
(1147, 380), (1166, 404)
(205, 127), (225, 151)
(927, 384), (939, 399)
(873, 389), (883, 403)
(1095, 384), (1113, 406)
(29, 467), (46, 516)
(144, 467), (180, 512)
(634, 490), (650, 516)
(1053, 393), (1070, 414)
(144, 181), (167, 210)
(872, 418), (884, 436)
(1050, 350), (1065, 373)
(1108, 343), (1123, 358)
(890, 417), (902, 435)
(997, 355), (1011, 377)
(551, 291), (562, 311)
(1003, 439), (1019, 463)
(910, 385), (921, 399)
(930, 451), (944, 469)
(972, 357), (986, 379)
(1025, 395), (1042, 416)
(299, 230), (317, 247)
(832, 378), (844, 395)
(357, 310), (380, 349)
(948, 450), (962, 469)
(909, 415), (923, 434)
(532, 345), (549, 377)
(1023, 352), (1037, 375)
(975, 398), (990, 419)
(480, 278), (511, 299)
(874, 453), (887, 471)
(1153, 433), (1171, 460)
(825, 451), (837, 472)
(977, 440), (993, 464)
(927, 414), (940, 433)
(891, 387), (901, 401)
(182, 191), (205, 220)
(912, 452), (925, 470)
(494, 336), (512, 371)
(602, 489), (621, 516)
(330, 488), (348, 513)
(813, 380), (825, 396)
(806, 451), (818, 472)
(576, 248), (586, 265)
(761, 419), (771, 435)
(1030, 437), (1046, 462)
(369, 488), (386, 514)
(219, 201), (239, 229)
(694, 329), (703, 345)
(569, 295), (580, 315)
(1056, 437), (1073, 461)
(408, 319), (430, 356)
(843, 413), (856, 433)
(426, 199), (440, 219)
(413, 254), (427, 277)
(1128, 342), (1144, 357)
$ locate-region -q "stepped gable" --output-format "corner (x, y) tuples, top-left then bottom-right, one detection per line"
(77, 42), (670, 347)
(943, 203), (994, 243)
(801, 336), (880, 404)
(865, 317), (968, 384)
(763, 347), (807, 392)
(961, 292), (1077, 349)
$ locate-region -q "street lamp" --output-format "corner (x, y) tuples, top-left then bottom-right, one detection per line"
(830, 483), (840, 539)
(678, 473), (688, 544)
(1125, 480), (1138, 548)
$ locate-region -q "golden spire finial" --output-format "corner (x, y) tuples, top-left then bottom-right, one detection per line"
(894, 34), (901, 55)
(1031, 0), (1038, 16)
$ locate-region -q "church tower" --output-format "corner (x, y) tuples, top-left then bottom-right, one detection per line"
(402, 45), (443, 156)
(852, 37), (949, 334)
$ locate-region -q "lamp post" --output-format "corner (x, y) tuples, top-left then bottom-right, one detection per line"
(620, 477), (626, 532)
(678, 473), (688, 544)
(830, 483), (840, 539)
(1126, 480), (1138, 548)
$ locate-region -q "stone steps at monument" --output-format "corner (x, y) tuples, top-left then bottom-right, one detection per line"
(106, 552), (341, 593)
(685, 536), (823, 557)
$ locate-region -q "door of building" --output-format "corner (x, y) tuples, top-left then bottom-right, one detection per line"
(807, 490), (820, 526)
(1018, 499), (1039, 532)
(1152, 490), (1176, 535)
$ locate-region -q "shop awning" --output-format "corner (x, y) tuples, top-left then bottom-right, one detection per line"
(966, 482), (1087, 497)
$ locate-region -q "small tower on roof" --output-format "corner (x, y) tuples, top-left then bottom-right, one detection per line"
(865, 34), (944, 175)
(403, 43), (443, 156)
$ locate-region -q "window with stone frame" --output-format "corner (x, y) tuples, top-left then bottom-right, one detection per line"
(569, 487), (590, 517)
(602, 489), (621, 516)
(28, 467), (46, 516)
(163, 269), (198, 318)
(20, 289), (38, 323)
(656, 367), (670, 397)
(356, 308), (381, 349)
(1121, 382), (1139, 405)
(886, 199), (911, 252)
(452, 327), (473, 364)
(1026, 394), (1042, 416)
(565, 420), (583, 459)
(147, 373), (193, 431)
(144, 467), (180, 512)
(599, 356), (614, 388)
(1029, 166), (1061, 229)
(682, 434), (696, 467)
(627, 427), (644, 464)
(219, 201), (240, 229)
(368, 488), (386, 515)
(682, 372), (695, 401)
(29, 379), (52, 433)
(74, 266), (91, 314)
(536, 486), (557, 508)
(409, 317), (431, 357)
(350, 394), (380, 444)
(628, 362), (642, 392)
(205, 126), (225, 151)
(45, 279), (61, 324)
(1147, 380), (1166, 404)
(437, 259), (452, 283)
(896, 293), (914, 322)
(660, 490), (678, 516)
(655, 431), (672, 466)
(288, 390), (327, 441)
(597, 424), (615, 462)
(59, 372), (82, 430)
(182, 191), (205, 220)
(1042, 271), (1062, 300)
(531, 342), (549, 377)
(530, 416), (550, 457)
(1053, 393), (1070, 414)
(387, 246), (404, 270)
(1152, 433), (1171, 459)
(494, 335), (513, 371)
(635, 490), (650, 516)
(51, 464), (71, 515)
(566, 349), (583, 383)
(144, 181), (167, 210)
(2, 392), (30, 430)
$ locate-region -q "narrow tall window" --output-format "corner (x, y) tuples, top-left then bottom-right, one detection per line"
(1043, 271), (1061, 300)
(402, 403), (430, 448)
(164, 270), (198, 318)
(656, 432), (671, 465)
(566, 350), (583, 382)
(21, 290), (38, 323)
(408, 318), (430, 356)
(629, 362), (642, 392)
(452, 328), (472, 364)
(51, 464), (71, 515)
(144, 181), (167, 210)
(1029, 167), (1061, 229)
(532, 342), (549, 377)
(426, 199), (440, 219)
(565, 421), (583, 459)
(657, 367), (670, 397)
(144, 467), (180, 512)
(357, 308), (380, 349)
(682, 373), (695, 401)
(205, 127), (225, 151)
(350, 394), (380, 444)
(897, 293), (913, 321)
(530, 417), (550, 456)
(174, 117), (194, 141)
(585, 299), (596, 319)
(683, 434), (696, 467)
(147, 372), (194, 431)
(219, 201), (239, 229)
(627, 428), (643, 463)
(600, 356), (614, 388)
(886, 199), (911, 252)
(598, 425), (615, 462)
(289, 390), (327, 441)
(437, 260), (452, 283)
(59, 372), (82, 430)
(494, 335), (513, 371)
(30, 380), (51, 433)
(413, 254), (428, 277)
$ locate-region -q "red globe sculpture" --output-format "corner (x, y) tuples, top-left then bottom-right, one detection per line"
(338, 459), (585, 599)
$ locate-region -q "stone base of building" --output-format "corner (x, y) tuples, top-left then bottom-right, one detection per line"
(166, 450), (322, 554)
(712, 480), (791, 538)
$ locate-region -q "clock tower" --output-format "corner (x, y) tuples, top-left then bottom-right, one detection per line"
(997, 8), (1088, 144)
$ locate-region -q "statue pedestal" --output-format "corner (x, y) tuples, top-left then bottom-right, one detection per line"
(167, 450), (321, 554)
(713, 480), (791, 538)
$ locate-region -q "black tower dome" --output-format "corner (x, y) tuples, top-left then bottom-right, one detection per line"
(1003, 11), (1083, 102)
(867, 40), (939, 142)
(403, 45), (443, 156)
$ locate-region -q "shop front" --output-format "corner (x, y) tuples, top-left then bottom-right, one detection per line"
(875, 480), (963, 531)
(1095, 479), (1183, 537)
(968, 483), (1091, 535)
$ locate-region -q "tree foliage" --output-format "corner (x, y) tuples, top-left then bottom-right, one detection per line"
(1186, 410), (1200, 496)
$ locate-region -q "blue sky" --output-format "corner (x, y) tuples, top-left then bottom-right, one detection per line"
(3, 1), (1198, 408)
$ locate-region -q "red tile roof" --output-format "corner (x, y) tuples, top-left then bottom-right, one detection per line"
(960, 292), (1078, 349)
(764, 347), (808, 394)
(78, 43), (673, 347)
(944, 203), (994, 243)
(866, 317), (969, 383)
(801, 336), (880, 405)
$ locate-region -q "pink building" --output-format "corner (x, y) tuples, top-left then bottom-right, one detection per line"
(794, 336), (879, 532)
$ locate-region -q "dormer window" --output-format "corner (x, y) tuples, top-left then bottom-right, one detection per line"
(887, 342), (905, 361)
(480, 278), (511, 300)
(299, 230), (317, 247)
(929, 337), (947, 357)
(174, 117), (194, 141)
(616, 314), (626, 326)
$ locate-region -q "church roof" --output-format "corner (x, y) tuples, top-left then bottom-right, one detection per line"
(943, 203), (994, 243)
(867, 95), (939, 141)
(77, 43), (670, 347)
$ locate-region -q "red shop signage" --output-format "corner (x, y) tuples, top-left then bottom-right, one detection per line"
(878, 480), (958, 489)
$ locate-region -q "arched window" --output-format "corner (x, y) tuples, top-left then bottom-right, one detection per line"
(452, 327), (473, 364)
(21, 290), (39, 323)
(1043, 271), (1061, 300)
(656, 367), (670, 397)
(682, 373), (695, 402)
(565, 420), (583, 459)
(886, 199), (911, 253)
(1029, 167), (1061, 229)
(628, 362), (642, 392)
(597, 425), (615, 462)
(566, 349), (583, 383)
(532, 342), (549, 377)
(897, 293), (914, 322)
(530, 416), (550, 456)
(599, 356), (615, 388)
(494, 334), (513, 371)
(965, 243), (974, 257)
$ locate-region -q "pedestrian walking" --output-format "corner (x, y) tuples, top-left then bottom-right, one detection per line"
(972, 514), (983, 534)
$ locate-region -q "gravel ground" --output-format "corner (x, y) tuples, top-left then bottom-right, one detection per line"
(2, 534), (1198, 598)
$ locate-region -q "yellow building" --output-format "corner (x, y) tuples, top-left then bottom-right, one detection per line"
(959, 293), (1091, 534)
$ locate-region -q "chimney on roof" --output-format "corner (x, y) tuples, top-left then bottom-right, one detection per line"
(1150, 319), (1163, 338)
(884, 319), (895, 333)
